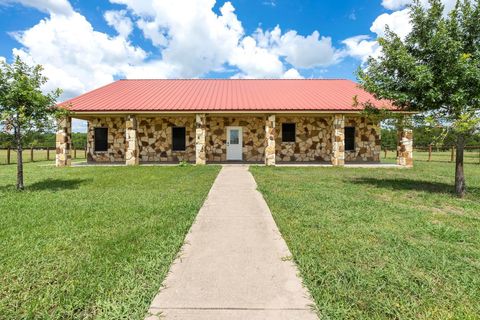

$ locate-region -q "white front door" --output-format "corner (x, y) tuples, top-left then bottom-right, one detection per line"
(226, 126), (243, 160)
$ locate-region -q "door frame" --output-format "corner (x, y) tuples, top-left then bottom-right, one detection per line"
(226, 126), (243, 161)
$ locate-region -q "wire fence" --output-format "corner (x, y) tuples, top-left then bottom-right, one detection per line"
(2, 145), (479, 165)
(383, 146), (480, 164)
(0, 147), (87, 165)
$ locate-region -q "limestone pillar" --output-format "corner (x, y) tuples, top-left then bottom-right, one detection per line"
(265, 114), (276, 166)
(195, 113), (206, 165)
(397, 119), (413, 167)
(56, 116), (72, 167)
(125, 115), (139, 165)
(331, 114), (345, 166)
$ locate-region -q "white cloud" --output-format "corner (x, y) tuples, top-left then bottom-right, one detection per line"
(381, 0), (412, 10)
(110, 0), (340, 77)
(276, 30), (340, 68)
(7, 0), (346, 98)
(282, 68), (303, 79)
(12, 11), (146, 99)
(255, 26), (340, 69)
(342, 35), (380, 63)
(0, 0), (73, 15)
(342, 9), (410, 63)
(0, 56), (5, 64)
(381, 0), (457, 11)
(72, 118), (87, 132)
(104, 10), (133, 38)
(371, 9), (412, 39)
(230, 36), (284, 78)
(344, 0), (457, 63)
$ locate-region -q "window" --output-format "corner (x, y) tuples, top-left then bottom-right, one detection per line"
(172, 127), (186, 151)
(94, 128), (108, 152)
(282, 123), (296, 142)
(345, 127), (355, 151)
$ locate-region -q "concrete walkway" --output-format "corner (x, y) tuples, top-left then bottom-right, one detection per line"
(146, 165), (318, 320)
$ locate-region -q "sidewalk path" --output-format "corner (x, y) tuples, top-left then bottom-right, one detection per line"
(146, 165), (318, 320)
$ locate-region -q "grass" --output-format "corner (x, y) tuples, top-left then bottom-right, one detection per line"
(250, 161), (480, 319)
(0, 163), (220, 319)
(381, 149), (480, 164)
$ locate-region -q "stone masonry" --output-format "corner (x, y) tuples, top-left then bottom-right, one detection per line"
(344, 117), (381, 162)
(87, 117), (126, 162)
(125, 115), (139, 165)
(137, 117), (195, 162)
(397, 128), (413, 167)
(206, 116), (266, 162)
(265, 115), (276, 166)
(84, 115), (382, 164)
(331, 114), (345, 166)
(196, 114), (206, 165)
(275, 116), (333, 162)
(55, 116), (72, 167)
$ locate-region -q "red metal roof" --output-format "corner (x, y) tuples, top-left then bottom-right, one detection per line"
(60, 79), (396, 112)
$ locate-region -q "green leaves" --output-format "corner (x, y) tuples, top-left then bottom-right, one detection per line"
(358, 0), (480, 131)
(0, 56), (62, 138)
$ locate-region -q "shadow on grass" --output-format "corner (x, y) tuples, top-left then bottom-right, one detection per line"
(29, 178), (90, 191)
(0, 178), (90, 192)
(351, 177), (480, 195)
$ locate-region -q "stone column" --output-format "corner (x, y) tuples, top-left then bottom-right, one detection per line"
(195, 113), (206, 165)
(397, 118), (413, 167)
(265, 114), (276, 166)
(56, 116), (72, 167)
(331, 114), (345, 166)
(125, 115), (139, 165)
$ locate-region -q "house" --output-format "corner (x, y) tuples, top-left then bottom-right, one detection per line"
(56, 79), (413, 167)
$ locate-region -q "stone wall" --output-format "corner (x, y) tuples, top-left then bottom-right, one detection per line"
(276, 116), (333, 162)
(85, 115), (381, 164)
(206, 116), (265, 162)
(344, 117), (381, 162)
(56, 117), (72, 167)
(87, 117), (126, 162)
(137, 116), (196, 162)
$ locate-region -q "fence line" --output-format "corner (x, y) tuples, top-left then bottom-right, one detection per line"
(0, 146), (87, 165)
(383, 145), (480, 164)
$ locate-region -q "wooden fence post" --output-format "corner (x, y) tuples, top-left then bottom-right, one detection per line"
(428, 145), (432, 162)
(30, 147), (34, 162)
(6, 147), (11, 164)
(73, 146), (77, 159)
(47, 147), (50, 161)
(384, 148), (387, 159)
(450, 147), (455, 163)
(85, 146), (87, 159)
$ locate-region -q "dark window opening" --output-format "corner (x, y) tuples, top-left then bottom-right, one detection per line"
(282, 123), (296, 142)
(172, 127), (186, 151)
(345, 127), (355, 151)
(94, 128), (108, 152)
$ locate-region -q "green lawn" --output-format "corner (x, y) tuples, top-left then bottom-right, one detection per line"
(0, 163), (220, 319)
(251, 162), (480, 319)
(0, 148), (87, 165)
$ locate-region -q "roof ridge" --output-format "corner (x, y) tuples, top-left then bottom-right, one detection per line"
(118, 78), (351, 81)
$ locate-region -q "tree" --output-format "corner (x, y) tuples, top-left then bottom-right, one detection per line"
(358, 0), (480, 197)
(0, 56), (62, 190)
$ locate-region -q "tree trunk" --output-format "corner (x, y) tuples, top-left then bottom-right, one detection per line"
(15, 126), (24, 190)
(455, 134), (466, 198)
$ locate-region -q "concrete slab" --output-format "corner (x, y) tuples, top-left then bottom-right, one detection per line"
(146, 165), (318, 320)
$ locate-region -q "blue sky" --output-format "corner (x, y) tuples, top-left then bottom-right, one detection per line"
(0, 0), (441, 131)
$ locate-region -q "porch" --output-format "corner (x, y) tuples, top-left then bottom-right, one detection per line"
(55, 113), (413, 167)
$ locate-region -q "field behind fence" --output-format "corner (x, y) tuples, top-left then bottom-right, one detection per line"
(384, 146), (480, 164)
(2, 146), (480, 165)
(0, 147), (87, 165)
